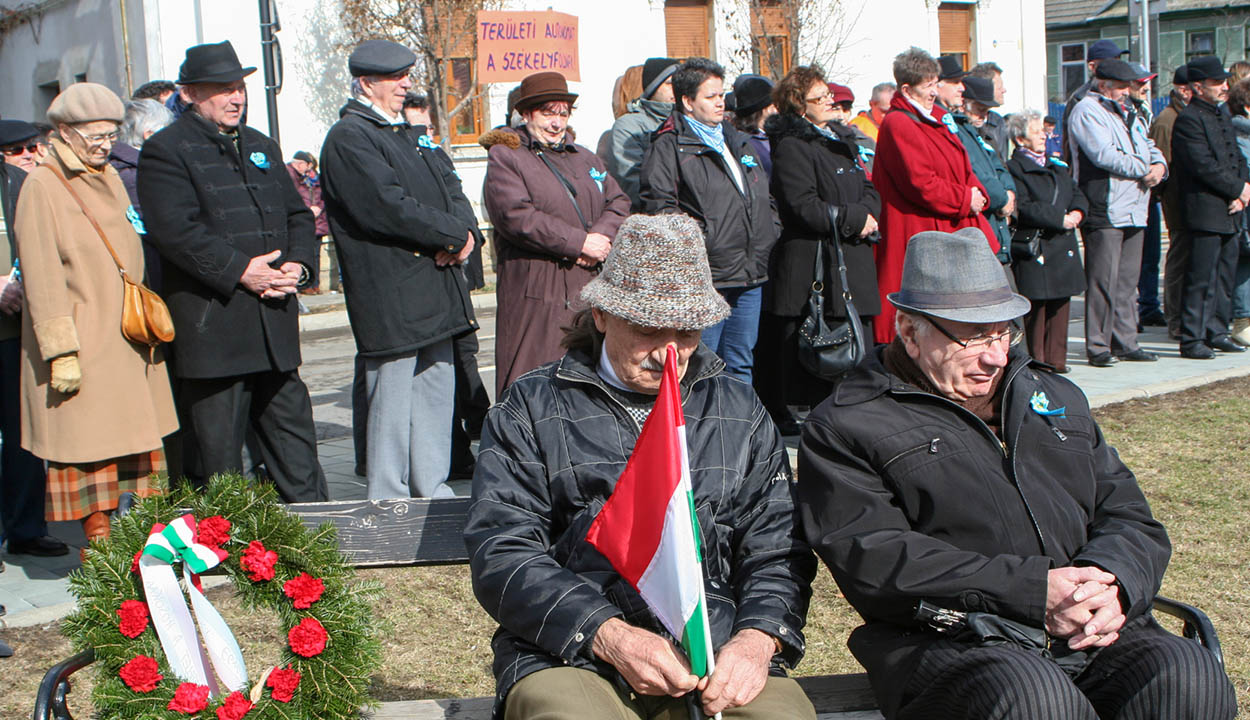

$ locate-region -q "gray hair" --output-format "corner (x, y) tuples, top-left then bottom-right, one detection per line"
(119, 99), (174, 148)
(1006, 108), (1043, 141)
(894, 310), (933, 340)
(350, 77), (365, 98)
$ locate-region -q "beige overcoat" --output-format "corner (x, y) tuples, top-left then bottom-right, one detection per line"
(14, 140), (176, 463)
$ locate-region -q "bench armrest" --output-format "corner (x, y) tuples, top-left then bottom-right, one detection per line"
(1153, 594), (1222, 667)
(33, 648), (94, 720)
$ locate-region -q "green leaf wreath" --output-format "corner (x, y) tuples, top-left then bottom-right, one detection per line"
(63, 475), (382, 719)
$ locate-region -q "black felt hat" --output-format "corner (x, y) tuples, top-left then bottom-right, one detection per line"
(733, 74), (774, 115)
(937, 55), (967, 81)
(0, 120), (39, 148)
(961, 76), (999, 107)
(349, 39), (416, 77)
(1187, 55), (1231, 82)
(178, 41), (256, 85)
(1172, 65), (1190, 85)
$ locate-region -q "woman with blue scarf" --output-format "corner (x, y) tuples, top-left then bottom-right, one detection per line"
(640, 58), (780, 382)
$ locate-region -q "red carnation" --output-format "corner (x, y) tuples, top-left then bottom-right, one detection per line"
(197, 515), (232, 547)
(117, 599), (150, 638)
(240, 540), (278, 582)
(266, 664), (301, 702)
(167, 682), (210, 714)
(282, 572), (325, 609)
(119, 654), (162, 693)
(288, 617), (328, 657)
(215, 690), (254, 720)
(130, 550), (142, 574)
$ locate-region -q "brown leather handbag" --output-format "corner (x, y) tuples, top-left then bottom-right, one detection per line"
(48, 165), (175, 347)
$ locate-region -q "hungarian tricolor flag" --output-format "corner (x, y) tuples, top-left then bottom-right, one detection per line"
(586, 343), (716, 678)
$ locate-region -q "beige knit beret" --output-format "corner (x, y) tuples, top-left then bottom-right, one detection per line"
(47, 83), (125, 125)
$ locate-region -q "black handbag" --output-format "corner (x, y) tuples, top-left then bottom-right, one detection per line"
(1010, 173), (1060, 261)
(796, 207), (866, 380)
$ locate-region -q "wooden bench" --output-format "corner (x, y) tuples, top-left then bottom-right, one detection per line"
(35, 497), (1223, 720)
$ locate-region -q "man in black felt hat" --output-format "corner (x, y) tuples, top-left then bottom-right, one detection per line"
(606, 57), (678, 209)
(945, 74), (1017, 263)
(1171, 55), (1250, 358)
(137, 40), (327, 502)
(320, 39), (479, 500)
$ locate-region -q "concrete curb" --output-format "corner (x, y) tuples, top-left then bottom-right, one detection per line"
(1087, 363), (1250, 409)
(1, 576), (232, 629)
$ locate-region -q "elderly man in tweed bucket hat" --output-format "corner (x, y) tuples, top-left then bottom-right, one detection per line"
(466, 213), (818, 720)
(797, 228), (1235, 720)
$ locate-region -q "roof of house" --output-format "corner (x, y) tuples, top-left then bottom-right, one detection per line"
(1048, 0), (1250, 27)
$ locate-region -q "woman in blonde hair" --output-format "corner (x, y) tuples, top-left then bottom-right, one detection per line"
(14, 83), (176, 558)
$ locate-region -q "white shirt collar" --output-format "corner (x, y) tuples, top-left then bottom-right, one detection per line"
(355, 96), (405, 125)
(597, 343), (635, 393)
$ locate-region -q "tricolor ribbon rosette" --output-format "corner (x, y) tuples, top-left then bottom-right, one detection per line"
(139, 514), (249, 696)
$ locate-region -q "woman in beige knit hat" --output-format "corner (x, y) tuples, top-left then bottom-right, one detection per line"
(13, 83), (177, 559)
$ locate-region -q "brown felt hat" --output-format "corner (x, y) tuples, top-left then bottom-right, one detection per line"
(47, 83), (125, 126)
(513, 72), (578, 112)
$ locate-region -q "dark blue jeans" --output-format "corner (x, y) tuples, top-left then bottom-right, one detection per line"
(1138, 200), (1162, 317)
(700, 286), (762, 383)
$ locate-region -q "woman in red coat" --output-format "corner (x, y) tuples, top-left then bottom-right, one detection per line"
(872, 48), (996, 343)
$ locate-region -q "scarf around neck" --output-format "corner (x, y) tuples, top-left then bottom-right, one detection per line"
(686, 114), (726, 153)
(1020, 147), (1047, 167)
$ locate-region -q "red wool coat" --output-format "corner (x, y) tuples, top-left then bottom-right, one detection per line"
(872, 94), (996, 343)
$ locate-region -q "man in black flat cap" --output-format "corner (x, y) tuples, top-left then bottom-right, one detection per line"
(137, 40), (327, 502)
(606, 57), (679, 209)
(948, 74), (1016, 263)
(1171, 55), (1250, 359)
(320, 39), (478, 500)
(1062, 39), (1131, 163)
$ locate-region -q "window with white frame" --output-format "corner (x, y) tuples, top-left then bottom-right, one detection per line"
(1060, 43), (1087, 97)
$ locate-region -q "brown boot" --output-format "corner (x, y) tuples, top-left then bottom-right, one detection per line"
(80, 511), (111, 562)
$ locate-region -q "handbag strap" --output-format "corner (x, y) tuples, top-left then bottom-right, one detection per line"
(826, 206), (853, 303)
(46, 164), (131, 280)
(534, 149), (591, 231)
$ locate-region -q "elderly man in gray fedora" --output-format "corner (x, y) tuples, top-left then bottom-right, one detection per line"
(796, 227), (1235, 720)
(465, 213), (817, 720)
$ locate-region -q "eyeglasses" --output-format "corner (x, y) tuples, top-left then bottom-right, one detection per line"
(925, 317), (1023, 351)
(0, 143), (40, 156)
(805, 92), (832, 104)
(67, 125), (119, 147)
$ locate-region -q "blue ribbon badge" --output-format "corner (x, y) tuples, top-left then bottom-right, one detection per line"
(941, 113), (959, 135)
(249, 151), (270, 170)
(125, 205), (147, 235)
(589, 167), (607, 192)
(417, 134), (436, 149)
(1030, 390), (1066, 418)
(1048, 157), (1070, 168)
(740, 154), (759, 169)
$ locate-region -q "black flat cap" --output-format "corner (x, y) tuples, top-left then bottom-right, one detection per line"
(1173, 65), (1190, 85)
(937, 55), (967, 81)
(349, 39), (416, 77)
(0, 120), (39, 148)
(962, 76), (999, 107)
(1094, 58), (1138, 82)
(733, 74), (774, 115)
(642, 57), (679, 99)
(1187, 55), (1231, 82)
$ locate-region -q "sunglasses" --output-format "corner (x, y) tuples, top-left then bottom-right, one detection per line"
(1, 143), (40, 156)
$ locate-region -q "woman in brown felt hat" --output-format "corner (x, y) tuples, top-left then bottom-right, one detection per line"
(14, 83), (176, 559)
(481, 71), (630, 396)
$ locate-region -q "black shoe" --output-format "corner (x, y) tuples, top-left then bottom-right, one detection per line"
(1088, 352), (1118, 367)
(1139, 311), (1167, 327)
(1116, 349), (1158, 362)
(1053, 365), (1072, 374)
(1180, 344), (1216, 359)
(0, 637), (11, 658)
(1210, 337), (1246, 353)
(6, 535), (70, 557)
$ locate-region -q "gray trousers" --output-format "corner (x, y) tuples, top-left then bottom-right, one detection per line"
(364, 339), (455, 499)
(1084, 227), (1144, 356)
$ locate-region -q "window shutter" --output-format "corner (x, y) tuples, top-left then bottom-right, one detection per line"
(665, 0), (710, 59)
(938, 3), (974, 69)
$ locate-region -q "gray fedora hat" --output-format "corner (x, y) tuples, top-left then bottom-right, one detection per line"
(888, 227), (1030, 324)
(581, 214), (729, 330)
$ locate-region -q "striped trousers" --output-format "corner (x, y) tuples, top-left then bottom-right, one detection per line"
(894, 616), (1235, 720)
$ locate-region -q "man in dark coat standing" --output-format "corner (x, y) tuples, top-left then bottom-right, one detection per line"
(798, 229), (1236, 720)
(1171, 55), (1250, 359)
(138, 41), (327, 502)
(320, 40), (478, 499)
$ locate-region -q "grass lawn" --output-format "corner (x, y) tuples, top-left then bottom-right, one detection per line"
(2, 377), (1247, 717)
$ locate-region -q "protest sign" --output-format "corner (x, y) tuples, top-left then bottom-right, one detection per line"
(476, 10), (579, 82)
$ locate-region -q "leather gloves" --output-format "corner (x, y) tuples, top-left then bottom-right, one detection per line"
(50, 354), (82, 394)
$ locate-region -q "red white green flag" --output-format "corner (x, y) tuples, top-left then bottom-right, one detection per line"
(586, 344), (716, 678)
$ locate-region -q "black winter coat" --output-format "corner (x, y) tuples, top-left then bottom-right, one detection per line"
(765, 113), (881, 318)
(640, 113), (780, 288)
(1172, 97), (1250, 234)
(138, 112), (318, 379)
(0, 164), (25, 339)
(465, 345), (816, 717)
(1007, 152), (1088, 300)
(320, 102), (477, 356)
(796, 347), (1170, 716)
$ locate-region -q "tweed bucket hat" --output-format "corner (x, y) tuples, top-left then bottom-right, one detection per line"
(888, 227), (1030, 324)
(580, 214), (730, 330)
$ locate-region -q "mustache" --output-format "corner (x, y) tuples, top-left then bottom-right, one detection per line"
(640, 357), (664, 372)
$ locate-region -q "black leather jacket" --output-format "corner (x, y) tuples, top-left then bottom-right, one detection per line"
(465, 345), (815, 716)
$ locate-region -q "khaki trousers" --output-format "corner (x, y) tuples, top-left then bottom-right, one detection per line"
(504, 667), (817, 720)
